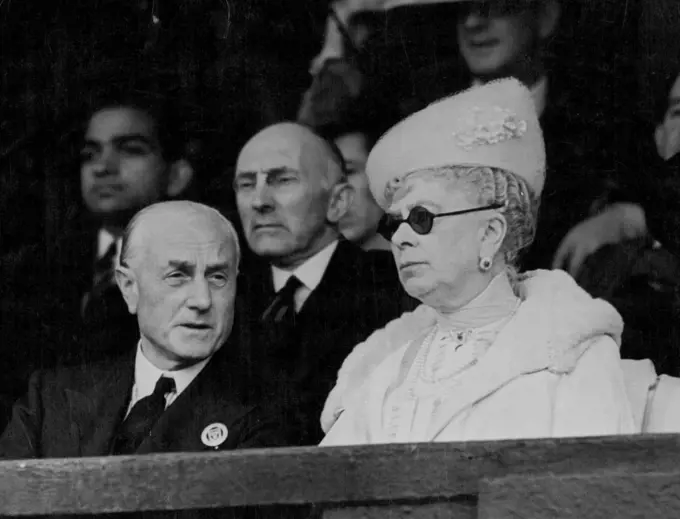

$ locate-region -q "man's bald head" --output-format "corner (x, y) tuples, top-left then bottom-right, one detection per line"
(236, 122), (346, 188)
(120, 201), (241, 272)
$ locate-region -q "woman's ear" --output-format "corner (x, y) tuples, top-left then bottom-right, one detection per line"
(115, 265), (140, 315)
(479, 213), (508, 260)
(166, 159), (194, 198)
(326, 181), (354, 224)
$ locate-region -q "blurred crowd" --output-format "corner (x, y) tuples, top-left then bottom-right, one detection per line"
(2, 1), (680, 514)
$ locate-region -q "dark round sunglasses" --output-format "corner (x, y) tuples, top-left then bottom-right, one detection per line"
(377, 202), (505, 241)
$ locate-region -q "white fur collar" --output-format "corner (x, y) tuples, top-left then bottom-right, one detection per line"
(321, 269), (623, 432)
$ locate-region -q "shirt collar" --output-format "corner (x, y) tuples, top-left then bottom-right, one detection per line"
(97, 228), (123, 265)
(472, 75), (548, 116)
(271, 240), (339, 292)
(134, 341), (212, 398)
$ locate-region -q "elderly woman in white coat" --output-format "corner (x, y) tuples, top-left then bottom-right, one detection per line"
(320, 78), (635, 445)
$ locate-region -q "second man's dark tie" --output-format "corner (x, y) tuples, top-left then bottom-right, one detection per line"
(111, 376), (176, 455)
(261, 276), (303, 329)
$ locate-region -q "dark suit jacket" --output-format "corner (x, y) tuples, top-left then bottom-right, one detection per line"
(0, 338), (289, 459)
(1, 221), (138, 403)
(236, 239), (414, 446)
(638, 152), (680, 258)
(0, 339), (300, 519)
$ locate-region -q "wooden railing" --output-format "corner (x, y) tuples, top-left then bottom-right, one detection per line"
(2, 434), (680, 518)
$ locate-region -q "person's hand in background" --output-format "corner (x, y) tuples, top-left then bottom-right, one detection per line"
(552, 202), (648, 278)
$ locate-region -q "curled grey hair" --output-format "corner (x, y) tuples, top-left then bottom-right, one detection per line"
(385, 165), (540, 268)
(118, 202), (241, 272)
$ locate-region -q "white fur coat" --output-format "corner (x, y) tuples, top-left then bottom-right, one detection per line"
(320, 270), (636, 444)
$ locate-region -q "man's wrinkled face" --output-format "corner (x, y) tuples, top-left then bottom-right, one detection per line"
(234, 127), (337, 265)
(130, 214), (238, 368)
(80, 107), (168, 218)
(456, 1), (539, 79)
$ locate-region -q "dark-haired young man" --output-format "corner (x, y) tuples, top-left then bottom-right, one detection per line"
(1, 93), (196, 408)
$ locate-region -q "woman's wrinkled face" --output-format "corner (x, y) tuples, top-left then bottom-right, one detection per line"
(387, 175), (487, 307)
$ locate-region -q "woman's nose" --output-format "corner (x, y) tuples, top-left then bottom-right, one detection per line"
(392, 220), (418, 248)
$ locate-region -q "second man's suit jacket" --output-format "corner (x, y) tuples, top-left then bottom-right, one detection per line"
(235, 239), (415, 445)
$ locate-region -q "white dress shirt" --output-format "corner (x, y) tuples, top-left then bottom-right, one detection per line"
(125, 342), (211, 417)
(271, 240), (339, 312)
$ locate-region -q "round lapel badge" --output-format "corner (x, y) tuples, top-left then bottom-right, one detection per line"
(201, 423), (228, 449)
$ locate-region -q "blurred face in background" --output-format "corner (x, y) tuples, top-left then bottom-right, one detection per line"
(80, 107), (169, 222)
(655, 75), (680, 160)
(456, 0), (558, 83)
(334, 132), (384, 247)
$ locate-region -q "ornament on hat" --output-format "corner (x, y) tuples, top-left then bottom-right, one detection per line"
(365, 77), (546, 210)
(452, 105), (528, 151)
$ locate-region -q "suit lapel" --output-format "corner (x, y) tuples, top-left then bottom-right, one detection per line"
(137, 346), (249, 454)
(78, 354), (135, 457)
(242, 241), (352, 358)
(54, 225), (97, 294)
(243, 239), (355, 325)
(239, 257), (274, 316)
(294, 241), (352, 338)
(297, 240), (354, 322)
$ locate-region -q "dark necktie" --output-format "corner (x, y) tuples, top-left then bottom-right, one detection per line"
(81, 240), (118, 319)
(111, 376), (176, 455)
(260, 275), (303, 329)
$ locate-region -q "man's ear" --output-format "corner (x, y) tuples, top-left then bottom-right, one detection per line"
(326, 181), (354, 224)
(478, 213), (508, 260)
(115, 265), (140, 315)
(538, 0), (561, 40)
(166, 159), (194, 198)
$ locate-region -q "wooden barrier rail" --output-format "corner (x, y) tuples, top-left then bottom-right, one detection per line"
(2, 434), (680, 518)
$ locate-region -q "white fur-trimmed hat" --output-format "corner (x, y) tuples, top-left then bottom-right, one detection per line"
(365, 78), (546, 210)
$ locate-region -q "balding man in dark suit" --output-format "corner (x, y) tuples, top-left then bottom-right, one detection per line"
(1, 201), (297, 517)
(233, 122), (412, 446)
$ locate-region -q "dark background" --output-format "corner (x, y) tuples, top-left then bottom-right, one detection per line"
(1, 0), (678, 258)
